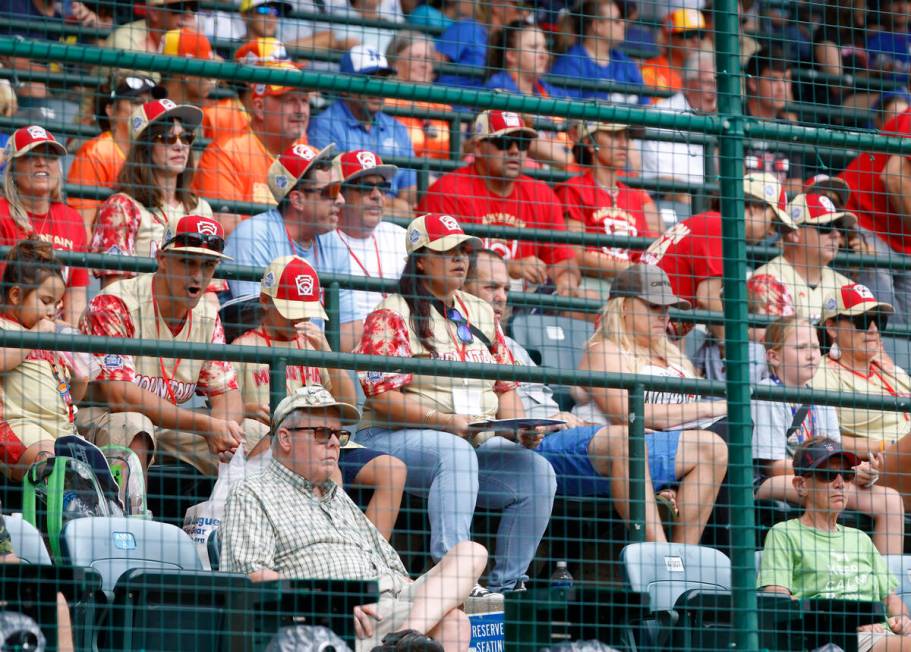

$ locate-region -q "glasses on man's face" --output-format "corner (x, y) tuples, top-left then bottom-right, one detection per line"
(254, 4), (280, 15)
(153, 131), (195, 146)
(673, 30), (706, 40)
(843, 311), (889, 333)
(344, 180), (392, 194)
(488, 136), (530, 152)
(446, 307), (474, 344)
(164, 232), (226, 253)
(810, 467), (854, 483)
(286, 426), (351, 446)
(298, 182), (342, 201)
(809, 222), (840, 236)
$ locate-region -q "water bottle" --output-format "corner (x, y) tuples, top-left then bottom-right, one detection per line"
(550, 560), (574, 590)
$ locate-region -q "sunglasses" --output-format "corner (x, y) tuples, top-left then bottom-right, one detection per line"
(809, 467), (854, 483)
(285, 426), (351, 446)
(345, 180), (392, 194)
(488, 135), (530, 152)
(446, 307), (474, 344)
(164, 232), (226, 253)
(254, 4), (280, 14)
(809, 222), (840, 236)
(153, 131), (195, 146)
(673, 30), (706, 39)
(299, 182), (342, 200)
(842, 311), (889, 332)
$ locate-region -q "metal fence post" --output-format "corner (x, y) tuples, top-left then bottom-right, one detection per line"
(628, 383), (646, 543)
(269, 357), (287, 418)
(715, 0), (759, 648)
(326, 282), (341, 353)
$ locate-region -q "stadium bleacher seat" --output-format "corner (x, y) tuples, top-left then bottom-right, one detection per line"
(5, 514), (52, 566)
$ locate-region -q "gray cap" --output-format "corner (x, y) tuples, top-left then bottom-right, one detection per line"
(609, 264), (692, 309)
(273, 385), (361, 429)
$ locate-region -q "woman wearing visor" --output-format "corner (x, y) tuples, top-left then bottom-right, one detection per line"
(355, 213), (556, 597)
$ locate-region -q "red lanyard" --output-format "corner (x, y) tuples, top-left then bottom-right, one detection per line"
(443, 295), (473, 362)
(47, 356), (76, 426)
(833, 358), (903, 397)
(336, 230), (383, 280)
(258, 327), (312, 394)
(152, 292), (192, 404)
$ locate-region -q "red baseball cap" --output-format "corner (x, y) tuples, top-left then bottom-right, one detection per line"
(334, 150), (397, 184)
(787, 193), (857, 229)
(821, 282), (894, 322)
(803, 174), (851, 207)
(267, 142), (337, 202)
(234, 37), (290, 65)
(130, 99), (203, 140)
(160, 28), (213, 60)
(7, 125), (67, 159)
(160, 214), (231, 260)
(472, 110), (538, 141)
(406, 213), (482, 255)
(260, 255), (328, 321)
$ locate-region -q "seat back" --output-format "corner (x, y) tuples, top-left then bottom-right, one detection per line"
(885, 555), (911, 613)
(5, 514), (52, 565)
(621, 542), (732, 612)
(61, 517), (202, 592)
(510, 315), (594, 372)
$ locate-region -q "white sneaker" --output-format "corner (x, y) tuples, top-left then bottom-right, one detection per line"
(465, 584), (504, 614)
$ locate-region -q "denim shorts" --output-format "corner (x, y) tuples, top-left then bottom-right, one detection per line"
(536, 425), (681, 496)
(339, 447), (386, 486)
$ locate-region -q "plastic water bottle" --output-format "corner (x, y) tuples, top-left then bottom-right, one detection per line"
(550, 560), (574, 590)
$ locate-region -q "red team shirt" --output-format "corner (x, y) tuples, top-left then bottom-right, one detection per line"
(554, 173), (657, 263)
(416, 164), (575, 265)
(640, 211), (724, 304)
(0, 199), (89, 290)
(839, 108), (911, 254)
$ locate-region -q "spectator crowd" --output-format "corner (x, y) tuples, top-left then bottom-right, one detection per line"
(3, 0), (911, 648)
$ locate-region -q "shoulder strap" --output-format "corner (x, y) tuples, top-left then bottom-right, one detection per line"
(786, 405), (812, 440)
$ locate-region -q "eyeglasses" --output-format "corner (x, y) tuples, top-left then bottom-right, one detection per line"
(298, 182), (342, 200)
(164, 232), (226, 253)
(808, 222), (840, 236)
(254, 4), (280, 15)
(153, 131), (195, 146)
(344, 180), (392, 194)
(446, 307), (474, 344)
(285, 426), (351, 446)
(842, 311), (889, 332)
(809, 467), (854, 483)
(487, 135), (530, 152)
(673, 30), (706, 40)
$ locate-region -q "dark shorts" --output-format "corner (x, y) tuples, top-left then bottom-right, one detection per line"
(536, 425), (682, 496)
(339, 447), (387, 486)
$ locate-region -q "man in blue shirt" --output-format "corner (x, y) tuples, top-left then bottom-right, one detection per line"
(549, 0), (649, 105)
(308, 45), (418, 216)
(224, 142), (364, 351)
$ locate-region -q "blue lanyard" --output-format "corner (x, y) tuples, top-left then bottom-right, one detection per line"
(769, 373), (816, 442)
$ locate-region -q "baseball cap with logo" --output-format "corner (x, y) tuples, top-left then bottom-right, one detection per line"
(268, 142), (337, 202)
(249, 60), (307, 99)
(743, 172), (797, 232)
(793, 437), (860, 477)
(663, 8), (707, 34)
(273, 384), (361, 428)
(335, 150), (398, 184)
(609, 263), (692, 309)
(788, 193), (857, 229)
(240, 0), (293, 14)
(821, 282), (894, 322)
(160, 28), (213, 60)
(7, 125), (67, 159)
(130, 99), (203, 140)
(804, 174), (851, 207)
(339, 45), (395, 76)
(570, 121), (628, 142)
(472, 110), (538, 141)
(160, 214), (231, 259)
(406, 213), (483, 255)
(260, 255), (328, 321)
(234, 37), (291, 65)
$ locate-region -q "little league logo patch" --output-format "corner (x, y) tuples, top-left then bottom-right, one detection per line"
(132, 116), (145, 132)
(196, 220), (218, 236)
(292, 144), (315, 160)
(274, 174), (288, 189)
(763, 183), (776, 200)
(356, 151), (378, 169)
(26, 125), (48, 140)
(439, 215), (460, 232)
(295, 273), (314, 296)
(408, 229), (421, 244)
(818, 195), (836, 212)
(159, 99), (177, 110)
(103, 354), (124, 370)
(501, 112), (521, 127)
(262, 271), (276, 288)
(790, 206), (802, 221)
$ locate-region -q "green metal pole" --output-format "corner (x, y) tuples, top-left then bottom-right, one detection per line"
(627, 384), (647, 543)
(269, 358), (287, 417)
(715, 0), (759, 649)
(326, 282), (341, 353)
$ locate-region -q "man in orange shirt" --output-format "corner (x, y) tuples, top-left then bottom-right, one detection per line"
(640, 9), (707, 101)
(193, 60), (309, 234)
(67, 75), (164, 237)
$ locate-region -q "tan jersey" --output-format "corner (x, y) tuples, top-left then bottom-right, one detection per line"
(811, 356), (911, 445)
(357, 291), (517, 430)
(748, 256), (850, 323)
(233, 328), (329, 407)
(0, 317), (75, 440)
(80, 273), (237, 404)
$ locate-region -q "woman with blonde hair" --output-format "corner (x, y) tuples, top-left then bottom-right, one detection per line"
(0, 126), (89, 326)
(570, 263), (728, 544)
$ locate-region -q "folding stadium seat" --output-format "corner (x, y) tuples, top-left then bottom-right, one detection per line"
(5, 514), (52, 566)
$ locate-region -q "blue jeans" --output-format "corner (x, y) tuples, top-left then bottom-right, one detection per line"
(356, 427), (557, 592)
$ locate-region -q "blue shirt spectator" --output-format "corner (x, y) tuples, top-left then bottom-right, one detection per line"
(408, 4), (453, 31)
(308, 100), (417, 197)
(224, 208), (358, 329)
(549, 43), (649, 105)
(435, 18), (487, 88)
(867, 30), (911, 82)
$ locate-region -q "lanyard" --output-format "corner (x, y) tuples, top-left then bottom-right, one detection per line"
(769, 373), (816, 441)
(833, 357), (904, 397)
(257, 327), (308, 394)
(335, 229), (384, 288)
(152, 291), (192, 404)
(47, 356), (77, 427)
(442, 295), (473, 362)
